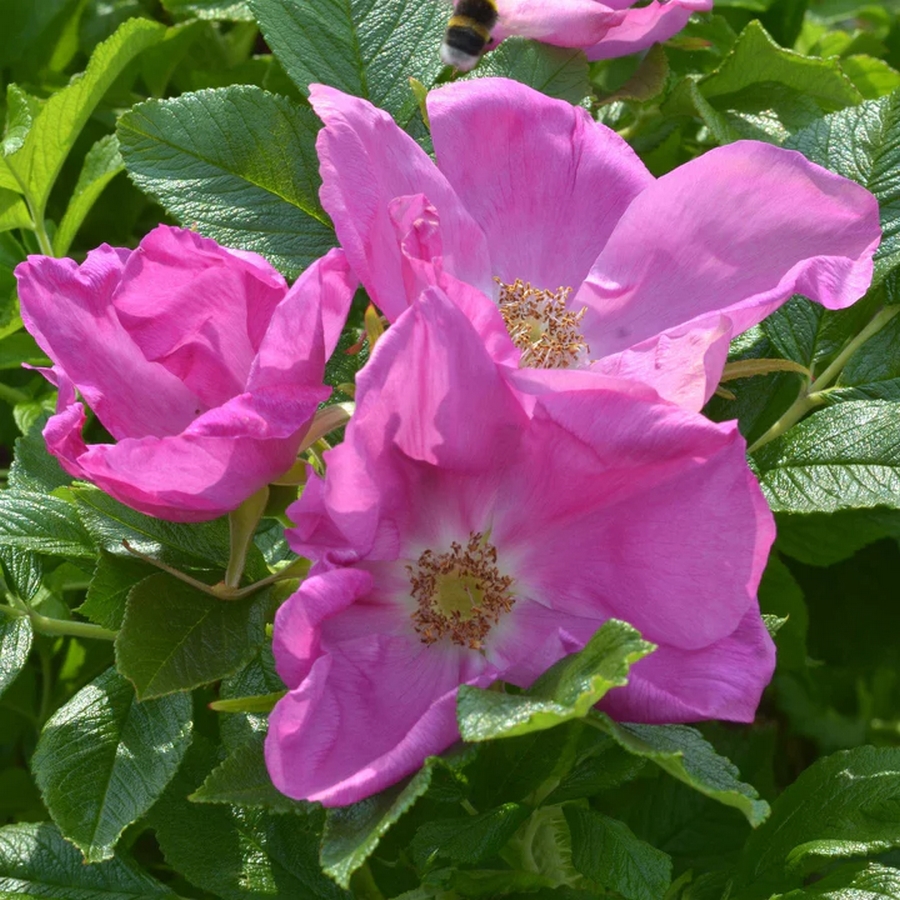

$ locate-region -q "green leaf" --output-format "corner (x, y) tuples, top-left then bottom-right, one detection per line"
(595, 715), (770, 826)
(841, 55), (900, 100)
(774, 862), (900, 898)
(564, 807), (672, 900)
(8, 418), (71, 493)
(757, 555), (808, 670)
(411, 803), (532, 868)
(79, 550), (155, 631)
(544, 733), (646, 805)
(248, 0), (446, 124)
(457, 620), (655, 742)
(53, 134), (124, 256)
(118, 85), (334, 279)
(31, 667), (192, 863)
(71, 484), (233, 570)
(0, 822), (180, 898)
(116, 573), (270, 699)
(831, 309), (900, 402)
(4, 18), (164, 219)
(0, 189), (31, 233)
(190, 730), (307, 813)
(736, 747), (900, 897)
(663, 21), (861, 143)
(753, 400), (900, 514)
(775, 508), (900, 566)
(0, 332), (48, 370)
(218, 645), (285, 749)
(0, 489), (96, 559)
(322, 755), (469, 888)
(784, 93), (900, 283)
(151, 737), (349, 900)
(468, 39), (591, 104)
(0, 616), (32, 699)
(162, 0), (255, 20)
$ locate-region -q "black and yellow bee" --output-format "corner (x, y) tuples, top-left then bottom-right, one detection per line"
(440, 0), (499, 71)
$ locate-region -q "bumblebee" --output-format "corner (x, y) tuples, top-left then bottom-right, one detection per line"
(440, 0), (498, 71)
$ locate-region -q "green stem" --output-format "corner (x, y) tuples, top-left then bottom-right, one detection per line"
(0, 383), (30, 404)
(225, 487), (269, 589)
(748, 305), (900, 454)
(0, 602), (117, 641)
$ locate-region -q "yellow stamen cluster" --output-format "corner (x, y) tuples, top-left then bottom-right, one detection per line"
(407, 532), (515, 650)
(497, 278), (590, 369)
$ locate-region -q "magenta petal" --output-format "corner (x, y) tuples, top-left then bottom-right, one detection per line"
(16, 244), (201, 439)
(586, 0), (713, 60)
(266, 631), (492, 806)
(579, 141), (880, 357)
(309, 84), (493, 320)
(600, 608), (776, 723)
(589, 317), (734, 411)
(492, 0), (622, 45)
(428, 77), (652, 290)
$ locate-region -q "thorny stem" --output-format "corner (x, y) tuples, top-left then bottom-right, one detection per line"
(748, 305), (900, 454)
(0, 601), (117, 641)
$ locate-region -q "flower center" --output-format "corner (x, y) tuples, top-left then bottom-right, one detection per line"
(407, 532), (515, 650)
(497, 278), (590, 369)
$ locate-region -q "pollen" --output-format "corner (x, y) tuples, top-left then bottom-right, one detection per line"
(497, 278), (590, 369)
(407, 532), (515, 650)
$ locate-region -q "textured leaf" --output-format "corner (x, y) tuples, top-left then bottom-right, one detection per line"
(116, 573), (270, 699)
(784, 93), (900, 283)
(0, 489), (96, 559)
(162, 0), (254, 20)
(31, 667), (192, 863)
(0, 189), (31, 233)
(831, 310), (900, 402)
(564, 807), (672, 900)
(79, 551), (155, 631)
(735, 747), (900, 897)
(248, 0), (446, 124)
(118, 85), (334, 278)
(753, 400), (900, 514)
(411, 803), (532, 868)
(458, 620), (654, 742)
(151, 738), (348, 900)
(0, 821), (179, 898)
(775, 862), (900, 898)
(7, 418), (70, 494)
(468, 39), (591, 104)
(4, 18), (164, 217)
(53, 134), (124, 256)
(218, 645), (285, 750)
(596, 715), (770, 826)
(0, 617), (32, 699)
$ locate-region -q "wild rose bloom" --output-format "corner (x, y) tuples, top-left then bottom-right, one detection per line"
(310, 78), (880, 410)
(266, 289), (776, 807)
(481, 0), (713, 63)
(16, 225), (355, 522)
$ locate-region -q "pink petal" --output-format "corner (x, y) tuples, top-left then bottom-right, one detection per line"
(578, 141), (880, 358)
(491, 0), (622, 46)
(428, 77), (652, 291)
(309, 84), (492, 320)
(112, 226), (288, 409)
(600, 608), (776, 723)
(266, 630), (492, 806)
(16, 244), (201, 439)
(586, 0), (713, 60)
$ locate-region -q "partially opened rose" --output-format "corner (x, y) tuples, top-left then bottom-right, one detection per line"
(15, 225), (356, 522)
(310, 77), (880, 410)
(266, 289), (776, 807)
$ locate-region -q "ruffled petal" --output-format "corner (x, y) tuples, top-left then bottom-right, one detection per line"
(266, 630), (492, 806)
(600, 608), (776, 723)
(492, 0), (622, 45)
(428, 77), (652, 291)
(16, 245), (201, 439)
(309, 84), (493, 320)
(578, 141), (880, 358)
(586, 0), (713, 60)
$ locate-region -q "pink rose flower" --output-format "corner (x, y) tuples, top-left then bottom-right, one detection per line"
(310, 77), (880, 410)
(16, 225), (356, 522)
(266, 288), (776, 807)
(488, 0), (713, 63)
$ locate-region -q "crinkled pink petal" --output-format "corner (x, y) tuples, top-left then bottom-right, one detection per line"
(266, 629), (493, 806)
(578, 141), (881, 358)
(16, 244), (201, 439)
(112, 226), (287, 409)
(491, 0), (622, 45)
(586, 0), (713, 60)
(601, 608), (776, 723)
(428, 77), (653, 291)
(309, 84), (493, 320)
(589, 317), (734, 411)
(493, 389), (774, 650)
